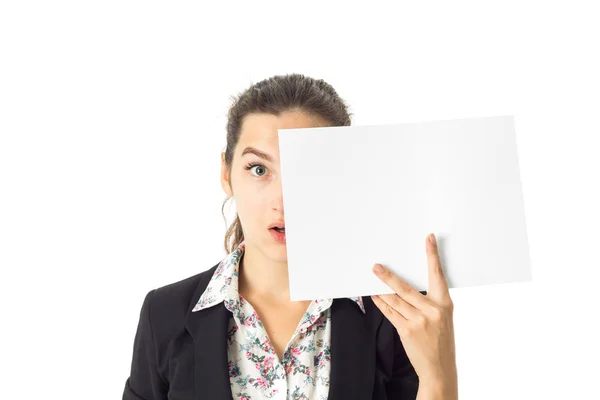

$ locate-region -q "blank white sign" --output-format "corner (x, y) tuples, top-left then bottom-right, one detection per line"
(278, 115), (532, 301)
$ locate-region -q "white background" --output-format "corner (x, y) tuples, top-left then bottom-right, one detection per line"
(1, 1), (598, 398)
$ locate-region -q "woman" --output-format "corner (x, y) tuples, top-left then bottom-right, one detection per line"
(122, 73), (458, 400)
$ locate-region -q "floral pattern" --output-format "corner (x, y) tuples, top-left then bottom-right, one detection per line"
(192, 240), (365, 399)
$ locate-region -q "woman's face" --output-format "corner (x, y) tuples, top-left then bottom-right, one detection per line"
(221, 110), (331, 261)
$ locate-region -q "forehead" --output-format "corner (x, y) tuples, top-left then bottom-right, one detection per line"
(236, 110), (330, 160)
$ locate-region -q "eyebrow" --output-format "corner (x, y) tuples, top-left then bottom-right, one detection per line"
(241, 146), (274, 163)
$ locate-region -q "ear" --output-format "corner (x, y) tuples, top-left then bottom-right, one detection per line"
(220, 152), (233, 197)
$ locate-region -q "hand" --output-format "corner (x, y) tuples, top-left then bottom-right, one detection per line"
(371, 233), (458, 395)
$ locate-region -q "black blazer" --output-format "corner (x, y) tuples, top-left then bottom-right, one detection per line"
(122, 262), (421, 399)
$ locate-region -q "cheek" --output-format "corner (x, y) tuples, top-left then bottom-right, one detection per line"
(234, 180), (270, 216)
(236, 188), (269, 236)
(249, 187), (271, 206)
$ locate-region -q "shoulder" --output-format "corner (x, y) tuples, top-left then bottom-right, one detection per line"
(153, 263), (218, 308)
(143, 262), (220, 339)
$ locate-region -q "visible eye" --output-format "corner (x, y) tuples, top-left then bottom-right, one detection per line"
(244, 163), (268, 177)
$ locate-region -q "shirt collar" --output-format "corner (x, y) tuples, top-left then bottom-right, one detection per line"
(192, 240), (365, 314)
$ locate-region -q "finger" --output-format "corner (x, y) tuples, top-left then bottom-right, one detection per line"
(376, 293), (421, 321)
(372, 263), (433, 310)
(371, 295), (408, 330)
(426, 233), (450, 301)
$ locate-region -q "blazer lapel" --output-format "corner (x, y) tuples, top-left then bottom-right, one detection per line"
(185, 266), (233, 399)
(329, 297), (380, 400)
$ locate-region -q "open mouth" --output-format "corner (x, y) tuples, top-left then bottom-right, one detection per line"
(269, 226), (286, 242)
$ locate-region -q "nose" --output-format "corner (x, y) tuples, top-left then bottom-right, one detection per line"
(270, 175), (284, 212)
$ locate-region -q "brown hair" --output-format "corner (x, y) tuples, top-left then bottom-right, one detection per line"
(221, 73), (353, 254)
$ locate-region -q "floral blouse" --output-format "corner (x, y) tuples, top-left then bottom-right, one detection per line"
(191, 240), (365, 399)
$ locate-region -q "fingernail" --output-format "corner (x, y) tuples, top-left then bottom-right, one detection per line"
(373, 264), (383, 274)
(429, 234), (436, 246)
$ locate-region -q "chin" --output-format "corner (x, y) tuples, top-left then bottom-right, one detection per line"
(266, 241), (288, 260)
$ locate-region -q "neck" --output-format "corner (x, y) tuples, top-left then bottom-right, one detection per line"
(238, 241), (295, 304)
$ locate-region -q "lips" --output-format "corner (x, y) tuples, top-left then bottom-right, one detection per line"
(269, 225), (286, 243)
(268, 221), (285, 230)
